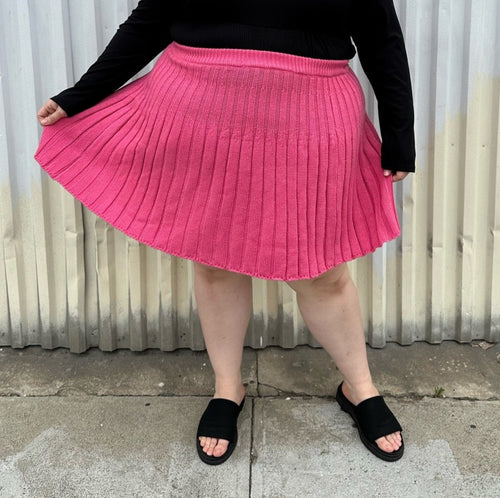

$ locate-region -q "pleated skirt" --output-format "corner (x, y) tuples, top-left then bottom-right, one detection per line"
(34, 41), (400, 281)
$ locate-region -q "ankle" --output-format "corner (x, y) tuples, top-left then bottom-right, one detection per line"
(343, 380), (379, 405)
(214, 379), (246, 402)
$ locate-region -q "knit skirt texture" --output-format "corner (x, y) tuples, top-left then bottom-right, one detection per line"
(34, 41), (400, 281)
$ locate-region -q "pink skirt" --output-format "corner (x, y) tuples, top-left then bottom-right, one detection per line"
(34, 41), (400, 281)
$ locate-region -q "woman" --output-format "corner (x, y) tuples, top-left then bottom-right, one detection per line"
(35, 0), (415, 465)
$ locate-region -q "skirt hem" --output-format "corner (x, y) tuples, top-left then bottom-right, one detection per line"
(35, 148), (399, 281)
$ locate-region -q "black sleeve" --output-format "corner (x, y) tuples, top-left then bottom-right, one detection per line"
(50, 0), (174, 117)
(350, 0), (416, 172)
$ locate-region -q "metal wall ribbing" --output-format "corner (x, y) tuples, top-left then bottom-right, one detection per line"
(0, 0), (498, 352)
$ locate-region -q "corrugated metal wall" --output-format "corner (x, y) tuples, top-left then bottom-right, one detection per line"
(1, 0), (499, 353)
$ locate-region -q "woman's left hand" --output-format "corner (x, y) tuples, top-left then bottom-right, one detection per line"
(383, 170), (410, 182)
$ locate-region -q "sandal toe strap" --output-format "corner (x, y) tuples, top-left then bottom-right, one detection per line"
(196, 398), (241, 441)
(355, 396), (402, 442)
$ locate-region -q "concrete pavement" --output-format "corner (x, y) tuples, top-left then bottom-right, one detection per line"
(0, 342), (499, 497)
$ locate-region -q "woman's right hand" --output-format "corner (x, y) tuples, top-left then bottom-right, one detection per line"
(37, 99), (68, 126)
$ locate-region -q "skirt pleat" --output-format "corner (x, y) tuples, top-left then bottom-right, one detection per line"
(34, 41), (400, 281)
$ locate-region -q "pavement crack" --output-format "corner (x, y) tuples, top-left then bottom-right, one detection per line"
(248, 398), (254, 498)
(255, 350), (260, 397)
(256, 382), (316, 397)
(1, 392), (499, 401)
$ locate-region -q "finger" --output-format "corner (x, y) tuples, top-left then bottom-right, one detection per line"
(38, 105), (55, 124)
(37, 100), (57, 118)
(39, 113), (55, 125)
(38, 99), (67, 125)
(395, 172), (408, 182)
(39, 107), (66, 126)
(37, 107), (51, 121)
(383, 169), (411, 183)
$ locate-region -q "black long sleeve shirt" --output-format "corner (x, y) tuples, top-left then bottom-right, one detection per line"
(50, 0), (416, 172)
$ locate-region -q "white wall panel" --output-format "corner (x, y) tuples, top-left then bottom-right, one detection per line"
(0, 0), (498, 352)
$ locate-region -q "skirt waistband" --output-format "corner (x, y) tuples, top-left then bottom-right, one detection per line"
(166, 41), (350, 77)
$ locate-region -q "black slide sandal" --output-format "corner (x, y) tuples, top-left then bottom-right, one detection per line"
(196, 397), (246, 465)
(336, 382), (404, 462)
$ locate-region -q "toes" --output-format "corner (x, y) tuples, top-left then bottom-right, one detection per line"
(386, 432), (401, 449)
(206, 437), (218, 455)
(199, 436), (229, 457)
(212, 439), (229, 457)
(199, 436), (211, 450)
(385, 434), (398, 450)
(375, 436), (394, 453)
(200, 436), (210, 452)
(375, 431), (402, 453)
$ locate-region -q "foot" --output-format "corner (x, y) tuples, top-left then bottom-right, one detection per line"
(198, 383), (246, 458)
(341, 381), (402, 453)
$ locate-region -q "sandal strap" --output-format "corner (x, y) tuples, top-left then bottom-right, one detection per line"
(355, 395), (402, 443)
(196, 398), (243, 441)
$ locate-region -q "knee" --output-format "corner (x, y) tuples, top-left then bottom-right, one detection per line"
(193, 261), (243, 282)
(285, 262), (351, 295)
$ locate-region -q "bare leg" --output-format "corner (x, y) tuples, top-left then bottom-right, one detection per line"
(193, 261), (252, 458)
(285, 262), (402, 453)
